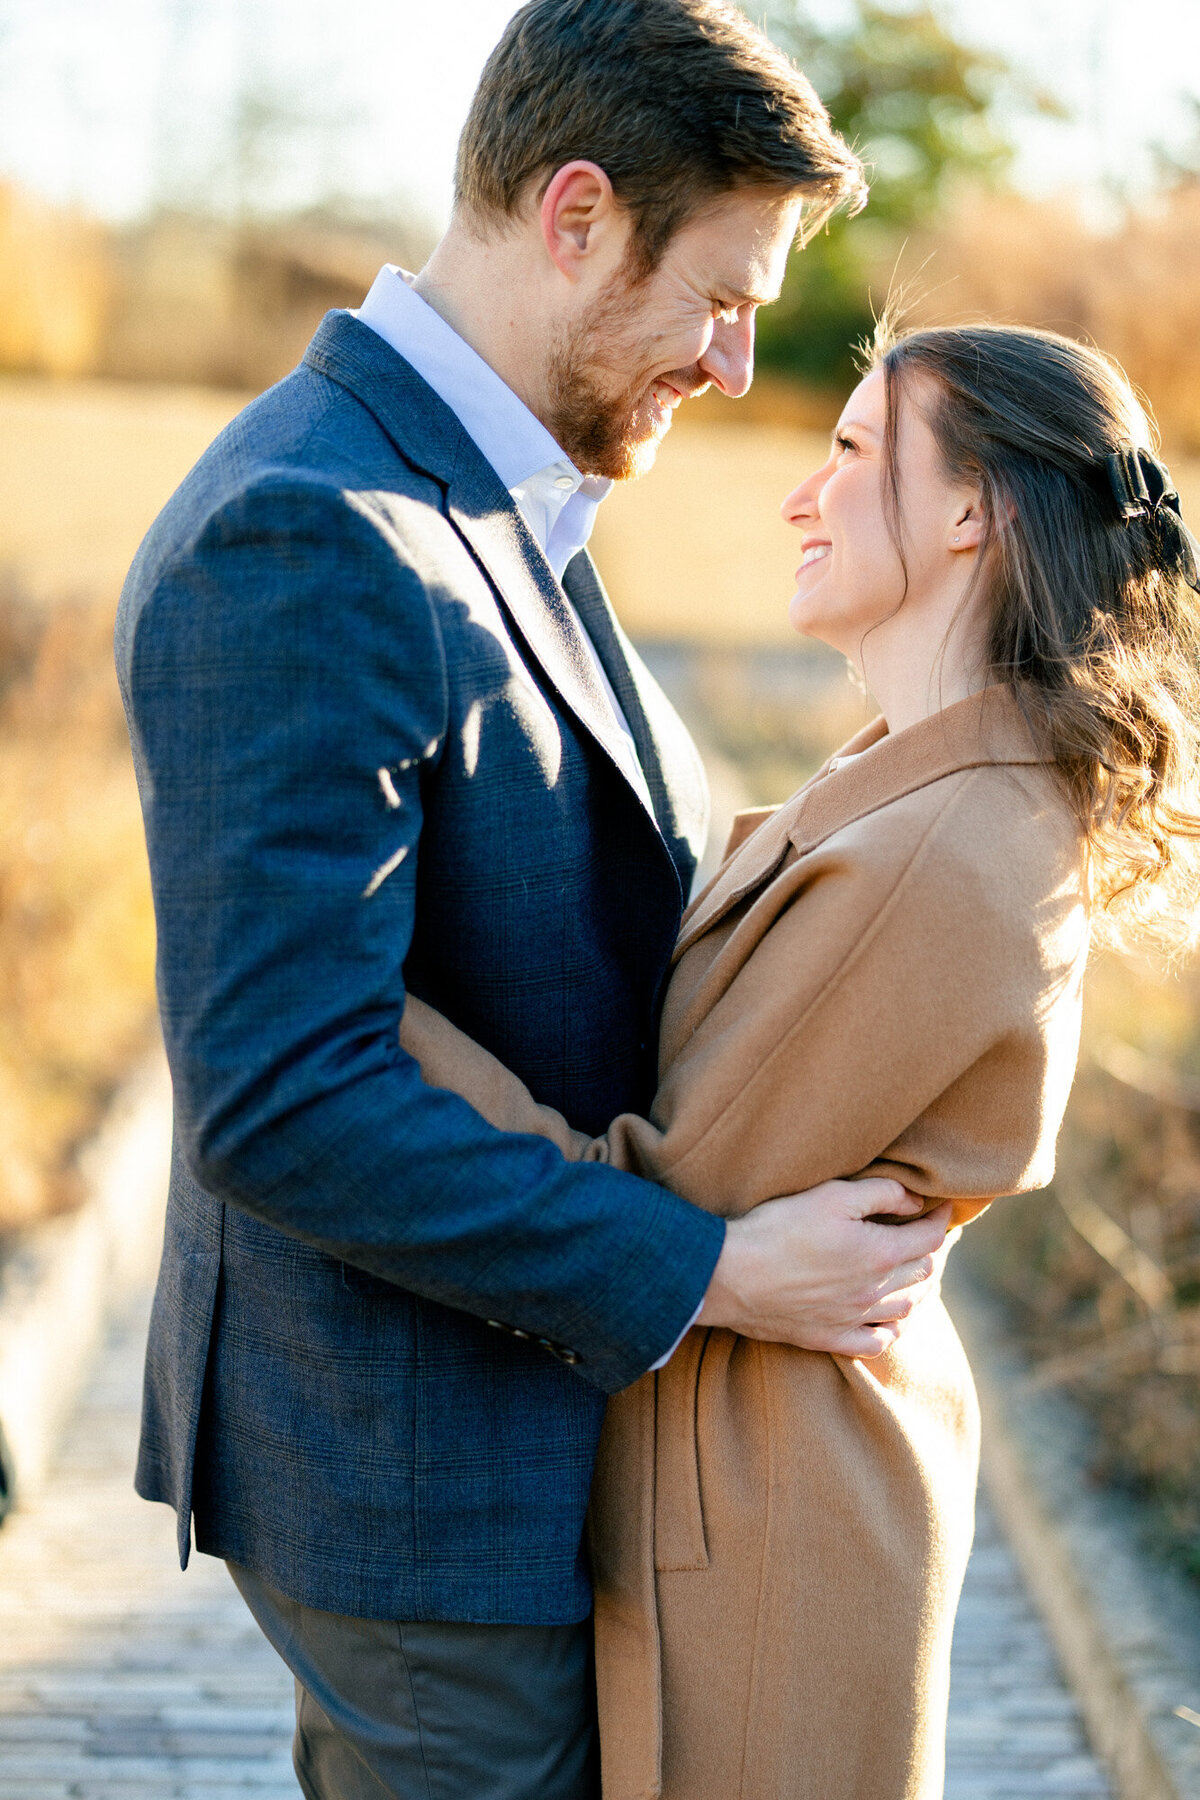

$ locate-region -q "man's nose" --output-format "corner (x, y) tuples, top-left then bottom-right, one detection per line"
(700, 311), (755, 399)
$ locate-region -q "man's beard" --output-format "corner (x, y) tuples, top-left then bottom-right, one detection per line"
(545, 275), (702, 481)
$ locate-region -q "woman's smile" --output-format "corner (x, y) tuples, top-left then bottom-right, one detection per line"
(798, 540), (831, 575)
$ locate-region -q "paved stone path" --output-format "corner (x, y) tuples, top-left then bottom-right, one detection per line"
(0, 1295), (296, 1800)
(944, 1507), (1113, 1800)
(0, 1293), (1115, 1799)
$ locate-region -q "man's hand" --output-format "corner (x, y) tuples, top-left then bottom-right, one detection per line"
(697, 1180), (952, 1358)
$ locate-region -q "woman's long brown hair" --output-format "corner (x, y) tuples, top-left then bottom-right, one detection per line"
(872, 320), (1200, 954)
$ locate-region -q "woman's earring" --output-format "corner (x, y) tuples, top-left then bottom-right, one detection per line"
(953, 535), (960, 544)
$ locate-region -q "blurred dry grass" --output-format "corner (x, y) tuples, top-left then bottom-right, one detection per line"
(0, 377), (245, 601)
(962, 953), (1200, 1578)
(100, 209), (430, 389)
(911, 185), (1200, 453)
(0, 381), (244, 1237)
(0, 179), (432, 392)
(0, 183), (112, 378)
(0, 585), (157, 1233)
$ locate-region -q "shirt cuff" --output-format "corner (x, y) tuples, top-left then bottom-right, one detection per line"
(647, 1298), (705, 1370)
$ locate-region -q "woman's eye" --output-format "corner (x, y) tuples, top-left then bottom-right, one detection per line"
(835, 435), (856, 456)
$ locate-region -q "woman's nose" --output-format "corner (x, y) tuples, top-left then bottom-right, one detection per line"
(782, 445), (840, 525)
(781, 473), (820, 527)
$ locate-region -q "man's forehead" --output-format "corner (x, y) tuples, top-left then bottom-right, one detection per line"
(679, 189), (804, 296)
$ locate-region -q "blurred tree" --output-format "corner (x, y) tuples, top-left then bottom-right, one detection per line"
(753, 1), (1059, 390)
(1152, 94), (1200, 190)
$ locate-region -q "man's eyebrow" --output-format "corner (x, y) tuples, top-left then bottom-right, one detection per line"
(716, 283), (778, 308)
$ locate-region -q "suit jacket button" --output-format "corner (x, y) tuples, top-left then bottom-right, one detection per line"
(510, 1327), (531, 1340)
(558, 1347), (581, 1365)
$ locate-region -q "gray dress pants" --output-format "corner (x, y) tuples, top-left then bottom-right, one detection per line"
(228, 1563), (601, 1800)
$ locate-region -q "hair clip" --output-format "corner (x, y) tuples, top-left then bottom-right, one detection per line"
(1105, 447), (1152, 519)
(1106, 445), (1200, 593)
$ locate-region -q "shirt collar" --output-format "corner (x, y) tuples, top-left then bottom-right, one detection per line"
(354, 266), (612, 553)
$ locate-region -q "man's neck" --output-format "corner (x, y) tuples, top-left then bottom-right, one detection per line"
(413, 225), (551, 428)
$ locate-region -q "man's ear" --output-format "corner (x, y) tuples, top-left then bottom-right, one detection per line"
(539, 161), (618, 279)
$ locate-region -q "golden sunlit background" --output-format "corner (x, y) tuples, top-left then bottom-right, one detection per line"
(3, 0), (1200, 1579)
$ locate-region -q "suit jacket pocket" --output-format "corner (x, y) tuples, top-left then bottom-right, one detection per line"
(339, 1260), (414, 1299)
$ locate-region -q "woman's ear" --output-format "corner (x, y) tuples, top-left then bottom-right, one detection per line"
(950, 496), (985, 553)
(539, 161), (618, 280)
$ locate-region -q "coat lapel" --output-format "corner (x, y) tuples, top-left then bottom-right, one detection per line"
(304, 311), (673, 836)
(674, 686), (1053, 960)
(672, 803), (799, 961)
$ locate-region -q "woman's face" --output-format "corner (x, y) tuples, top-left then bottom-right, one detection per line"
(781, 368), (979, 663)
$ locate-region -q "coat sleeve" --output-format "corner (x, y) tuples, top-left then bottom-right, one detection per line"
(116, 474), (723, 1393)
(402, 772), (1085, 1229)
(613, 772), (1086, 1222)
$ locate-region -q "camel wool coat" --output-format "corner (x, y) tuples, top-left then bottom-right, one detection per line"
(399, 684), (1090, 1800)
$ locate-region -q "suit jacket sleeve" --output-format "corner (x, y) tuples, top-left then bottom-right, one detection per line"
(118, 474), (723, 1393)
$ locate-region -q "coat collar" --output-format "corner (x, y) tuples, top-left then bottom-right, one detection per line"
(303, 310), (671, 843)
(674, 683), (1053, 960)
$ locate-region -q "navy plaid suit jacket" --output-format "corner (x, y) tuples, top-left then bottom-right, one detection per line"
(115, 311), (725, 1623)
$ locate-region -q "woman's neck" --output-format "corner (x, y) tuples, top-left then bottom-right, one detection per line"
(857, 606), (992, 737)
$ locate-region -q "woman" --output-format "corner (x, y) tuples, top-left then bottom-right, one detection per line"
(400, 322), (1200, 1800)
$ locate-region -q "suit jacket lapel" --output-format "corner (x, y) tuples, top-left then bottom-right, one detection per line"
(563, 553), (708, 887)
(304, 311), (673, 835)
(444, 460), (666, 831)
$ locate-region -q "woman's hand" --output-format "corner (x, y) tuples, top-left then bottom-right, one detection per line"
(696, 1180), (952, 1358)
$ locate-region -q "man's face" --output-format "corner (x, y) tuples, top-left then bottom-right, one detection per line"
(546, 185), (803, 480)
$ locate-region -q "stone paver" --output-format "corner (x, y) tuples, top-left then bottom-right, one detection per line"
(0, 1292), (1115, 1797)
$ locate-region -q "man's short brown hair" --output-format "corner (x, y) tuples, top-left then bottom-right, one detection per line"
(455, 0), (866, 275)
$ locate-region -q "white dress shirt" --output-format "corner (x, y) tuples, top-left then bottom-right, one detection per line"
(355, 265), (652, 810)
(356, 265), (699, 1368)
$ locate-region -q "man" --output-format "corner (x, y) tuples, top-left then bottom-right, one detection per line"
(116, 2), (951, 1795)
